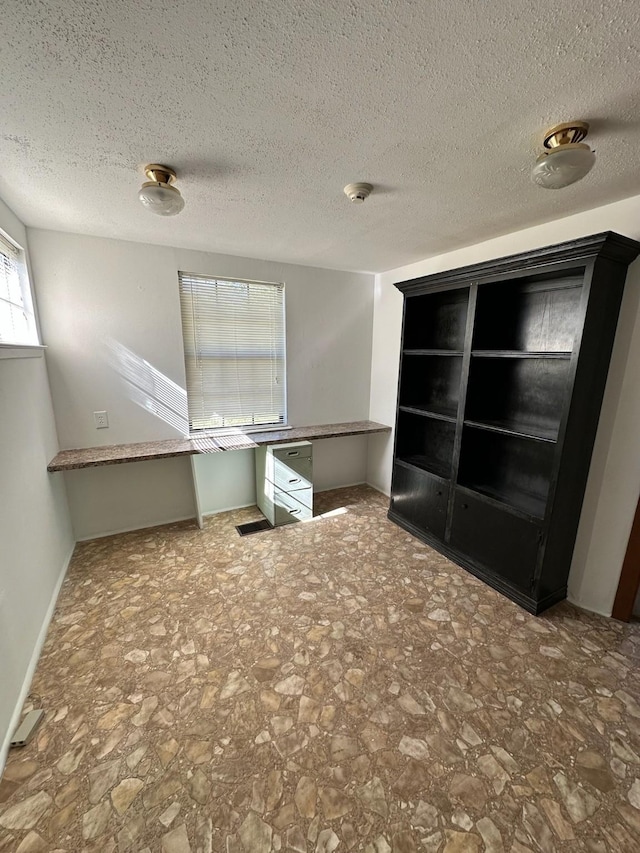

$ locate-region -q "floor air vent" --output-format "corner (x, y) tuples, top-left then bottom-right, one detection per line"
(235, 519), (273, 536)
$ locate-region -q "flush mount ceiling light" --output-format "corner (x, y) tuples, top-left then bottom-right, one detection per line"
(138, 164), (185, 216)
(531, 122), (596, 190)
(344, 182), (373, 203)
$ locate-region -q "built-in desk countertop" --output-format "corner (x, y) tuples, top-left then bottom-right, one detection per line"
(47, 420), (391, 472)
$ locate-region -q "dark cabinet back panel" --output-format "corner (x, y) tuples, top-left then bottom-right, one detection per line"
(403, 288), (469, 350)
(473, 278), (582, 352)
(399, 354), (462, 418)
(465, 357), (570, 441)
(396, 411), (456, 479)
(457, 427), (554, 518)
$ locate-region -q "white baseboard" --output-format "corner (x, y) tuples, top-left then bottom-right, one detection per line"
(202, 502), (255, 517)
(315, 480), (366, 493)
(75, 514), (197, 542)
(365, 479), (390, 497)
(566, 593), (612, 619)
(0, 543), (76, 776)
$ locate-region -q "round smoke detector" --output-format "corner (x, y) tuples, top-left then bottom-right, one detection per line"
(344, 182), (373, 203)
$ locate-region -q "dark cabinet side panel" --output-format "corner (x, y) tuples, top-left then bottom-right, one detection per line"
(538, 258), (628, 602)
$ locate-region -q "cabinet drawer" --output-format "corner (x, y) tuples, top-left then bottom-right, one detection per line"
(449, 489), (541, 589)
(272, 441), (312, 461)
(390, 462), (448, 540)
(274, 488), (313, 524)
(268, 454), (312, 492)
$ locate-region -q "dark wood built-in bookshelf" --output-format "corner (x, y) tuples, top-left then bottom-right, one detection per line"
(388, 232), (640, 614)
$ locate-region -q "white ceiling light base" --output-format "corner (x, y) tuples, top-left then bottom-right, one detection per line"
(344, 182), (373, 203)
(138, 164), (185, 215)
(531, 122), (595, 190)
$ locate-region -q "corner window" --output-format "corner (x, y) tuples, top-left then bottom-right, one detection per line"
(0, 231), (39, 346)
(179, 273), (286, 432)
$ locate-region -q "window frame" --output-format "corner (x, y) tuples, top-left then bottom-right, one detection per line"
(178, 271), (288, 435)
(0, 227), (43, 358)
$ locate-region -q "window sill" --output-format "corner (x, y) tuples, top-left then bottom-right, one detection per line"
(0, 343), (46, 360)
(188, 424), (291, 438)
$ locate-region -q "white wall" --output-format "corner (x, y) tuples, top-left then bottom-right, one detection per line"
(69, 458), (197, 540)
(368, 194), (640, 617)
(0, 200), (74, 770)
(28, 230), (375, 536)
(193, 451), (257, 517)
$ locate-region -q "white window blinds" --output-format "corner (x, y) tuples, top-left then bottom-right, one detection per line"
(179, 273), (286, 432)
(0, 234), (37, 345)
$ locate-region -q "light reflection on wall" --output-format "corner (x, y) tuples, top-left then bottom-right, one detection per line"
(108, 339), (189, 434)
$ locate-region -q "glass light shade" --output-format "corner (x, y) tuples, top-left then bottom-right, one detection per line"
(138, 182), (185, 215)
(531, 146), (595, 189)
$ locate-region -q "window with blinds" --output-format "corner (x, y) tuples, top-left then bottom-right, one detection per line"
(0, 233), (38, 345)
(179, 273), (286, 432)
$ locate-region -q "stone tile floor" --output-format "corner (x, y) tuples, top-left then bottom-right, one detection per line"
(2, 485), (640, 852)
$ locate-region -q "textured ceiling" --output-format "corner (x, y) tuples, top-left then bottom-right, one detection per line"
(2, 0), (640, 272)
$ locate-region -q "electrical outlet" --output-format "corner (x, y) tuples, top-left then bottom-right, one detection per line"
(94, 411), (109, 429)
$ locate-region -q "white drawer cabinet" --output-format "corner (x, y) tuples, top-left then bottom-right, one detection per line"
(255, 441), (313, 526)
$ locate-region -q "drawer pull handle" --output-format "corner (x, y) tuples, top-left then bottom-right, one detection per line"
(462, 503), (468, 510)
(290, 508), (301, 514)
(287, 451), (299, 457)
(289, 478), (301, 484)
(436, 490), (442, 496)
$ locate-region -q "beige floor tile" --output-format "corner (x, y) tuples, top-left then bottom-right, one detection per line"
(2, 485), (640, 852)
